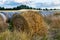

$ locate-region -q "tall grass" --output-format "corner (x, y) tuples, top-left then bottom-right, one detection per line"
(0, 30), (31, 40)
(0, 29), (49, 40)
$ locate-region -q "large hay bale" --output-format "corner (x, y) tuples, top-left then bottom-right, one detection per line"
(0, 13), (8, 32)
(12, 10), (48, 38)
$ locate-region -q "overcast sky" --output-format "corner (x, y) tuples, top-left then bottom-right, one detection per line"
(0, 0), (60, 9)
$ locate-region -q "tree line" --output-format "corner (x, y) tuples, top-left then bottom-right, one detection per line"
(0, 5), (58, 10)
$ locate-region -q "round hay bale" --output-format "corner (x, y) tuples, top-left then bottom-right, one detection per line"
(1, 12), (12, 23)
(0, 13), (8, 32)
(1, 12), (19, 23)
(0, 13), (7, 22)
(12, 10), (48, 37)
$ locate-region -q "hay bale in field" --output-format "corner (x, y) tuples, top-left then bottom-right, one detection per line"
(1, 12), (13, 23)
(11, 10), (48, 37)
(0, 13), (8, 32)
(0, 13), (7, 22)
(1, 12), (19, 23)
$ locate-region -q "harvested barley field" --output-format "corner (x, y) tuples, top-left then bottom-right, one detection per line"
(0, 9), (60, 40)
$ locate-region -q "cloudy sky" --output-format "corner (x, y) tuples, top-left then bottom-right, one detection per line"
(0, 0), (60, 9)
